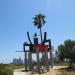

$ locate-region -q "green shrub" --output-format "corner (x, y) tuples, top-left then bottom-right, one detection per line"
(0, 64), (13, 75)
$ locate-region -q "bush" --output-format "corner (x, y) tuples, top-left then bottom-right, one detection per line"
(0, 64), (13, 75)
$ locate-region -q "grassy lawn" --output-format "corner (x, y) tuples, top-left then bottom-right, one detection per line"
(0, 64), (24, 75)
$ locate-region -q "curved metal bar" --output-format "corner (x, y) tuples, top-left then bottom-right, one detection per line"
(42, 32), (47, 44)
(44, 32), (47, 41)
(27, 32), (32, 44)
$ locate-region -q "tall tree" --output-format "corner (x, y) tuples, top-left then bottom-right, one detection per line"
(33, 13), (46, 42)
(58, 39), (75, 68)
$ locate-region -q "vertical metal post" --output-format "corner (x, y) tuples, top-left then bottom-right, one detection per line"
(28, 52), (32, 71)
(44, 48), (49, 71)
(36, 48), (40, 73)
(49, 39), (53, 68)
(25, 52), (27, 71)
(50, 48), (53, 68)
(23, 43), (27, 71)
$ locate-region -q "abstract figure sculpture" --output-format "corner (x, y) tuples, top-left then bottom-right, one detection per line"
(21, 13), (53, 73)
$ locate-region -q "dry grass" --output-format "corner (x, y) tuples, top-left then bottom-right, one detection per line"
(59, 67), (75, 75)
(61, 71), (75, 75)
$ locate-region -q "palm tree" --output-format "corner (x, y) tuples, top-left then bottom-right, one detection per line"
(33, 13), (46, 42)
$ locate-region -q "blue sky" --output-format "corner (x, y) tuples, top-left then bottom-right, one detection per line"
(0, 0), (75, 63)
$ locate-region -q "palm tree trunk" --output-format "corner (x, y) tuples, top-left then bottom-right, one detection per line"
(40, 28), (42, 42)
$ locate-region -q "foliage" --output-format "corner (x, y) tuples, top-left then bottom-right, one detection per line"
(33, 13), (46, 42)
(0, 64), (13, 75)
(58, 39), (75, 68)
(0, 64), (24, 75)
(33, 13), (46, 29)
(54, 50), (59, 63)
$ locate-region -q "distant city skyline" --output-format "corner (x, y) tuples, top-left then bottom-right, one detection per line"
(13, 57), (23, 64)
(0, 0), (75, 63)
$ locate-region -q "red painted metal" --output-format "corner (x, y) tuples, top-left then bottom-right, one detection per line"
(34, 44), (48, 52)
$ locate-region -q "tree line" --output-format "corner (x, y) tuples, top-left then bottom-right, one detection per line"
(57, 39), (75, 68)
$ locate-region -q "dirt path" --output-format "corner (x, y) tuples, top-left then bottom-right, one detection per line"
(13, 68), (25, 75)
(46, 66), (67, 75)
(31, 66), (68, 75)
(13, 66), (67, 75)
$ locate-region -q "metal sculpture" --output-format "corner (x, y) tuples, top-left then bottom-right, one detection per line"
(23, 31), (53, 73)
(18, 14), (53, 73)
